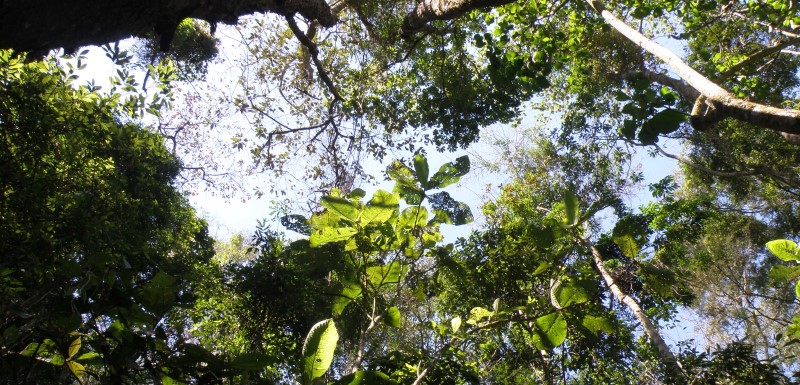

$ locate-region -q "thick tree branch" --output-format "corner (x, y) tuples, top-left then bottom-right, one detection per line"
(400, 0), (518, 39)
(587, 0), (800, 137)
(0, 0), (337, 52)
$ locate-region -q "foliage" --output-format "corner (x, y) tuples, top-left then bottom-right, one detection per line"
(0, 49), (216, 383)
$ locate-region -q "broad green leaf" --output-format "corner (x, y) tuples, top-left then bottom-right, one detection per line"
(451, 317), (462, 333)
(310, 227), (358, 247)
(428, 156), (470, 189)
(554, 282), (590, 308)
(796, 282), (800, 300)
(388, 159), (424, 204)
(231, 353), (269, 371)
(75, 352), (101, 361)
(582, 315), (615, 335)
(767, 240), (800, 262)
(563, 190), (579, 226)
(333, 370), (397, 385)
(360, 190), (399, 226)
(332, 282), (362, 315)
(302, 319), (339, 385)
(413, 154), (429, 186)
(68, 337), (81, 359)
(647, 108), (686, 134)
(385, 306), (402, 328)
(467, 307), (493, 325)
(321, 196), (359, 222)
(67, 361), (86, 378)
(613, 234), (641, 258)
(348, 188), (367, 200)
(533, 262), (552, 275)
(533, 312), (567, 350)
(399, 206), (428, 230)
(367, 261), (404, 287)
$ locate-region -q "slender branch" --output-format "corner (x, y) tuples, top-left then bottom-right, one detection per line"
(716, 37), (800, 81)
(577, 236), (686, 380)
(285, 14), (343, 102)
(651, 143), (760, 178)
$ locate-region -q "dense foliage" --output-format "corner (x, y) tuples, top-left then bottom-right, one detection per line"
(4, 0), (800, 383)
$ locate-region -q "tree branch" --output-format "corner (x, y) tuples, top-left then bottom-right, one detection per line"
(400, 0), (518, 39)
(587, 0), (800, 137)
(651, 143), (760, 178)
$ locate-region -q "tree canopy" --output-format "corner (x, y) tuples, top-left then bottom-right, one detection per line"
(3, 0), (800, 384)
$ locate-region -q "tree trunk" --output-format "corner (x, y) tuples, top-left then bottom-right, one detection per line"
(579, 237), (686, 379)
(0, 0), (336, 53)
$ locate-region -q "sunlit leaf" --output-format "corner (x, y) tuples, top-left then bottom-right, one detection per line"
(360, 190), (399, 226)
(321, 196), (359, 222)
(68, 337), (81, 359)
(385, 306), (402, 328)
(310, 227), (357, 247)
(413, 154), (429, 186)
(302, 319), (339, 385)
(767, 240), (800, 262)
(563, 190), (579, 226)
(554, 282), (590, 308)
(533, 312), (567, 350)
(582, 315), (615, 335)
(451, 316), (462, 333)
(333, 282), (362, 315)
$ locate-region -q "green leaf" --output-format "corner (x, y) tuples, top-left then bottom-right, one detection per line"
(385, 306), (402, 328)
(366, 261), (404, 288)
(333, 371), (397, 385)
(67, 361), (86, 378)
(413, 154), (429, 186)
(399, 206), (428, 230)
(310, 227), (358, 247)
(533, 312), (567, 350)
(321, 196), (359, 222)
(767, 240), (800, 262)
(647, 108), (686, 134)
(554, 282), (590, 308)
(467, 307), (494, 325)
(451, 317), (462, 333)
(582, 315), (615, 335)
(348, 188), (367, 200)
(302, 319), (339, 385)
(360, 190), (399, 226)
(563, 190), (579, 226)
(231, 353), (269, 371)
(613, 234), (641, 258)
(67, 337), (81, 359)
(75, 352), (101, 361)
(332, 282), (362, 315)
(428, 156), (470, 189)
(796, 281), (800, 300)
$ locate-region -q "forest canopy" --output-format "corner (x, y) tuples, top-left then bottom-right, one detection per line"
(2, 0), (800, 384)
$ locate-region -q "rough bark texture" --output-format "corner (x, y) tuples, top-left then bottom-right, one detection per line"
(0, 0), (336, 52)
(587, 0), (800, 137)
(580, 237), (685, 379)
(400, 0), (516, 38)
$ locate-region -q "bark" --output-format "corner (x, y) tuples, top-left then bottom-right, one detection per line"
(586, 0), (800, 137)
(579, 237), (685, 379)
(0, 0), (336, 52)
(400, 0), (517, 38)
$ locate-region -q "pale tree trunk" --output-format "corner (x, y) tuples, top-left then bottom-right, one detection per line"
(578, 237), (686, 380)
(585, 0), (800, 138)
